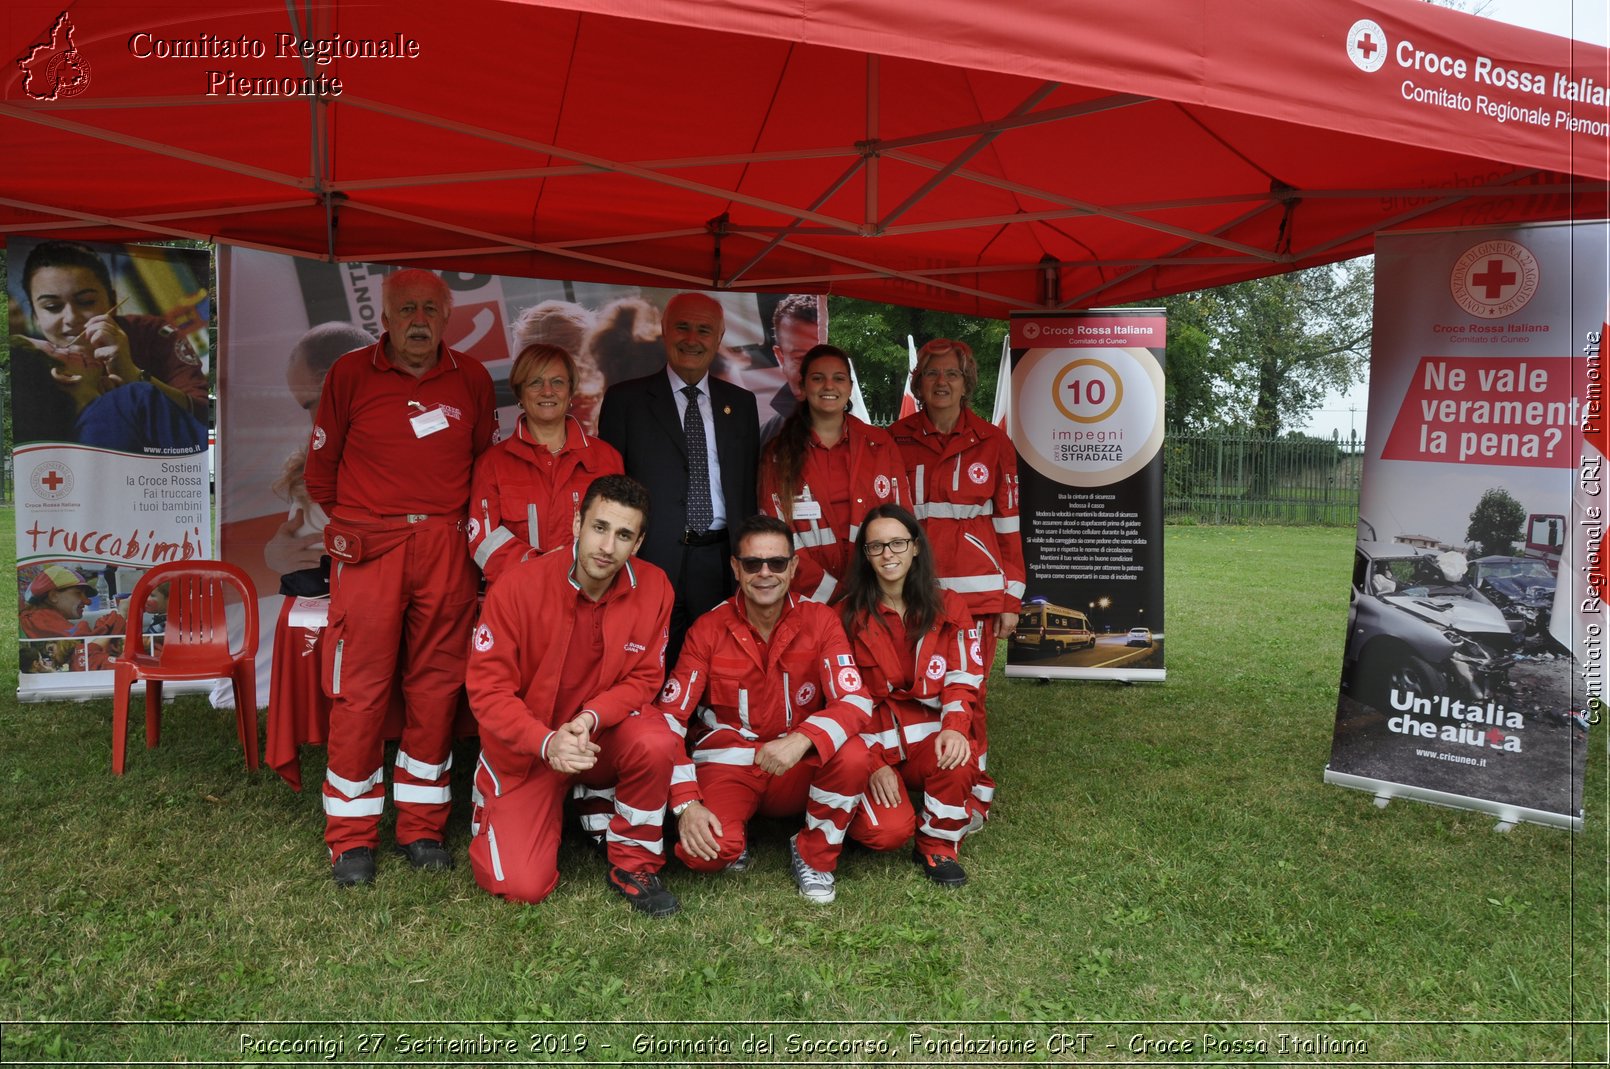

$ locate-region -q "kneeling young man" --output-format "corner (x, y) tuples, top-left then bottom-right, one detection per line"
(466, 474), (683, 916)
(660, 515), (874, 903)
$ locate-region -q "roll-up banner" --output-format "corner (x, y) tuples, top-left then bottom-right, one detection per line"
(1004, 310), (1166, 681)
(1327, 221), (1606, 831)
(9, 239), (213, 700)
(214, 247), (832, 710)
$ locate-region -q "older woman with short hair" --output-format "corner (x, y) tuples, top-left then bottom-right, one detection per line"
(467, 343), (623, 585)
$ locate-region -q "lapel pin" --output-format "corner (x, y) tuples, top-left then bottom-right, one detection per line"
(723, 405), (732, 415)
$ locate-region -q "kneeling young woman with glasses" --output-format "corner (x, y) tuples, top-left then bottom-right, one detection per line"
(838, 503), (986, 886)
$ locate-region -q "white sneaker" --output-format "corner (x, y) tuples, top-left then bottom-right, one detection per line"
(788, 833), (836, 904)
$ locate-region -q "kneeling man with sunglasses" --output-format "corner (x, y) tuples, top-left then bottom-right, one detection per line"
(658, 515), (875, 904)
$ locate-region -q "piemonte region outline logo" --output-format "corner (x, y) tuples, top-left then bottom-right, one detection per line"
(1346, 19), (1389, 74)
(1449, 239), (1541, 319)
(16, 12), (91, 101)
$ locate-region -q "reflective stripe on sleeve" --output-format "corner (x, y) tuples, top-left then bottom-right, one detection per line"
(993, 514), (1019, 533)
(842, 694), (873, 716)
(1006, 580), (1026, 599)
(862, 728), (899, 750)
(939, 574), (1006, 593)
(473, 525), (517, 568)
(902, 719), (943, 746)
(804, 715), (849, 751)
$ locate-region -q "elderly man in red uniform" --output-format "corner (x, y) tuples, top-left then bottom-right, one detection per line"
(466, 474), (682, 916)
(661, 515), (875, 904)
(304, 269), (496, 886)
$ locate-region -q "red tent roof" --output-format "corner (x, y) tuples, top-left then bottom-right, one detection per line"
(4, 0), (1605, 315)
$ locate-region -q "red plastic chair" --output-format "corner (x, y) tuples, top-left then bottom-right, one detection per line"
(112, 560), (260, 775)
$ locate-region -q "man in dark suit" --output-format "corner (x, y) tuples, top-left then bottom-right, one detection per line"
(598, 293), (759, 668)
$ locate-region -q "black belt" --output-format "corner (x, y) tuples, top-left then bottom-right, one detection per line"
(681, 528), (728, 547)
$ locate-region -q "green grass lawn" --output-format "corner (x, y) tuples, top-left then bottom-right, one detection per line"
(0, 514), (1603, 1064)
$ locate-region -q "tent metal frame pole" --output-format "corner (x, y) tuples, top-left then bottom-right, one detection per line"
(0, 103), (306, 189)
(725, 158), (867, 284)
(865, 55), (879, 229)
(767, 235), (1035, 308)
(876, 82), (1058, 231)
(348, 202), (711, 286)
(1061, 201), (1279, 307)
(742, 254), (1258, 289)
(342, 97), (864, 235)
(886, 147), (1286, 262)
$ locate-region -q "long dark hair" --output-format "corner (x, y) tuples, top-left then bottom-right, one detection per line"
(840, 503), (942, 649)
(760, 344), (853, 519)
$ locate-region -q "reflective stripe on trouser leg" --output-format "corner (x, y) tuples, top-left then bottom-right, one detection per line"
(467, 758), (567, 904)
(394, 522), (478, 846)
(795, 737), (870, 872)
(971, 614), (999, 818)
(581, 713), (679, 873)
(322, 547), (409, 857)
(572, 783), (616, 843)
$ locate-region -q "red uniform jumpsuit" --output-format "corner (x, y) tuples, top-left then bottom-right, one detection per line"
(466, 415), (624, 585)
(846, 590), (984, 857)
(465, 548), (677, 903)
(304, 337), (496, 858)
(888, 406), (1024, 821)
(758, 415), (911, 603)
(660, 595), (874, 873)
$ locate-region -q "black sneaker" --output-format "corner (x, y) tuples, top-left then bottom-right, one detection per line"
(394, 839), (454, 871)
(606, 867), (681, 917)
(331, 846), (376, 886)
(912, 848), (967, 888)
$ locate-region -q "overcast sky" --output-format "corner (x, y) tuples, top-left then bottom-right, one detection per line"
(1298, 0), (1605, 442)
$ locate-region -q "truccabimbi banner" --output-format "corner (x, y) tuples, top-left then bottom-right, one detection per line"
(1004, 310), (1166, 682)
(1327, 220), (1607, 831)
(9, 238), (212, 700)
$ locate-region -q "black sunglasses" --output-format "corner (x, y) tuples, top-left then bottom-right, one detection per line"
(736, 555), (792, 574)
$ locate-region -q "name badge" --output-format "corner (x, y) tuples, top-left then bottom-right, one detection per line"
(410, 405), (450, 438)
(792, 496), (823, 521)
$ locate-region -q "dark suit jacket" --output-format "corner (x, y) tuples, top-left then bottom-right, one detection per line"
(598, 369), (760, 593)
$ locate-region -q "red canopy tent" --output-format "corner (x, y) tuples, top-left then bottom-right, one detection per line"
(2, 0), (1605, 315)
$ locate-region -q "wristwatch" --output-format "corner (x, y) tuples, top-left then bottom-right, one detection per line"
(671, 800), (696, 818)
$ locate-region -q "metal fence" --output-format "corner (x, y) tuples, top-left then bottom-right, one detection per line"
(1163, 432), (1365, 527)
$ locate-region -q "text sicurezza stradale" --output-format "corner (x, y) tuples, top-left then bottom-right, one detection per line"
(127, 32), (422, 97)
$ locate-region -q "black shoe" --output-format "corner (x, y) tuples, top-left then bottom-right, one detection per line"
(606, 866), (681, 917)
(332, 846), (375, 886)
(912, 848), (967, 887)
(394, 839), (454, 871)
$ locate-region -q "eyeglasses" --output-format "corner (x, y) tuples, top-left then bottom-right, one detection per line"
(863, 538), (913, 557)
(921, 368), (964, 381)
(736, 556), (792, 574)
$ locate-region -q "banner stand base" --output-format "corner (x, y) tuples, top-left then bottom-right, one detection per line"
(1326, 768), (1581, 832)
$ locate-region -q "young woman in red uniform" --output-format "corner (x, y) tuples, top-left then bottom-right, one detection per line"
(468, 343), (623, 585)
(888, 338), (1024, 824)
(758, 345), (910, 603)
(841, 504), (984, 886)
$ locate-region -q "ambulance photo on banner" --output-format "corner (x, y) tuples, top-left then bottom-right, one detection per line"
(1327, 221), (1605, 831)
(1004, 310), (1166, 681)
(214, 246), (829, 740)
(9, 238), (213, 699)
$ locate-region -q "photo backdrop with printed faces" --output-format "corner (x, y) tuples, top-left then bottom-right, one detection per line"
(1327, 220), (1606, 830)
(9, 238), (212, 699)
(216, 247), (830, 708)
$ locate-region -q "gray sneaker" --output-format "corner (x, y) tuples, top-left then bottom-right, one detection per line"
(788, 833), (836, 904)
(725, 842), (753, 873)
